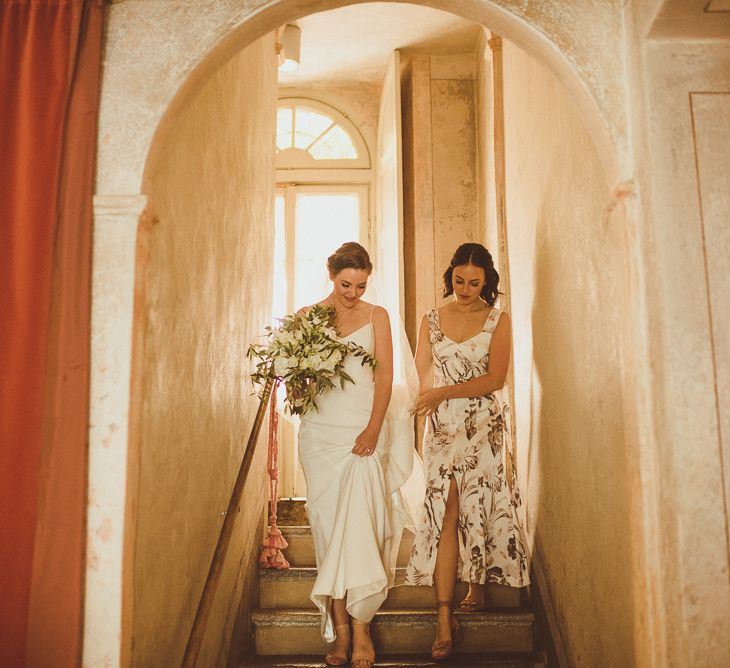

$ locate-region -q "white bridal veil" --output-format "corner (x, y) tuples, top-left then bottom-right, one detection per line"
(364, 269), (426, 532)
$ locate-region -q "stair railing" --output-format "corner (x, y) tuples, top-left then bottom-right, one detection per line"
(181, 376), (274, 668)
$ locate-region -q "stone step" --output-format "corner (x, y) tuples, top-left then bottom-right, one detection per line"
(259, 567), (521, 610)
(273, 498), (307, 526)
(251, 608), (534, 656)
(277, 525), (416, 568)
(243, 650), (547, 667)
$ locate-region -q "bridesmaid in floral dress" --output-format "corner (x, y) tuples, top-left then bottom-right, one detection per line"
(404, 242), (530, 661)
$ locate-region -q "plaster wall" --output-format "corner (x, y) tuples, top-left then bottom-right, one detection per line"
(97, 0), (628, 198)
(131, 35), (277, 667)
(627, 25), (730, 663)
(475, 30), (498, 262)
(498, 40), (636, 667)
(401, 54), (479, 344)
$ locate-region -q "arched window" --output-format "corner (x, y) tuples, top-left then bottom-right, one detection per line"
(276, 98), (370, 169)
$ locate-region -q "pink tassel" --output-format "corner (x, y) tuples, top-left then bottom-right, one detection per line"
(260, 381), (290, 569)
(262, 524), (288, 550)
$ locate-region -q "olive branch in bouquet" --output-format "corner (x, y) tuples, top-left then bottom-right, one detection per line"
(247, 304), (378, 416)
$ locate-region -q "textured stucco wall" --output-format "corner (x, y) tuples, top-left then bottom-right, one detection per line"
(131, 35), (277, 667)
(626, 22), (730, 663)
(97, 0), (627, 197)
(498, 40), (636, 667)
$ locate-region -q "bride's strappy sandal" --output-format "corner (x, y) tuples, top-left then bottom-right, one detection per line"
(431, 601), (463, 661)
(324, 622), (351, 666)
(350, 620), (376, 668)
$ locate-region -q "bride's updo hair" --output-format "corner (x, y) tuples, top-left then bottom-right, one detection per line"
(443, 243), (500, 306)
(326, 241), (373, 275)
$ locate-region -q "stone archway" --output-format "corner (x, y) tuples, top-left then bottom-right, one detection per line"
(87, 2), (642, 666)
(97, 0), (630, 197)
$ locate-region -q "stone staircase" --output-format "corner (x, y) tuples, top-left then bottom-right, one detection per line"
(244, 499), (546, 667)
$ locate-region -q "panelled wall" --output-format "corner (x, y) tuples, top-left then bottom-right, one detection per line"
(628, 2), (730, 660)
(401, 53), (481, 347)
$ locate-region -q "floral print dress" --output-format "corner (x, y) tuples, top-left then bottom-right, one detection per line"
(405, 307), (530, 588)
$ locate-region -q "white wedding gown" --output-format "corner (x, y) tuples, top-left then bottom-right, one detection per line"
(298, 322), (414, 642)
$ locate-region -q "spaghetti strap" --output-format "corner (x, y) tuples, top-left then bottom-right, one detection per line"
(484, 307), (502, 334)
(427, 309), (440, 344)
(369, 304), (375, 323)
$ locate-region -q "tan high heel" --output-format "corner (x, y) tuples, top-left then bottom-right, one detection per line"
(351, 619), (375, 668)
(431, 601), (463, 661)
(325, 622), (351, 666)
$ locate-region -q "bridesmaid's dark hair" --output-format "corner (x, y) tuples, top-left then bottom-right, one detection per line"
(443, 243), (500, 306)
(327, 241), (373, 275)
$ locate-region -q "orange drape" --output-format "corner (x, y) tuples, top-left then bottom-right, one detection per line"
(0, 1), (103, 666)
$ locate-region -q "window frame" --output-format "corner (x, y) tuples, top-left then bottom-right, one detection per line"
(276, 96), (372, 172)
(275, 183), (371, 315)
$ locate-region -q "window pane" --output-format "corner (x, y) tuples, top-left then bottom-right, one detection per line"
(309, 124), (358, 160)
(294, 109), (333, 150)
(272, 194), (287, 322)
(276, 108), (293, 150)
(294, 192), (360, 309)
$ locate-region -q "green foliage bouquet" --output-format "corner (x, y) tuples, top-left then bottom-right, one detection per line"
(247, 304), (378, 416)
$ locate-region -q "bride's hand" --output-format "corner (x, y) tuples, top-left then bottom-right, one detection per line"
(352, 425), (379, 457)
(412, 387), (449, 416)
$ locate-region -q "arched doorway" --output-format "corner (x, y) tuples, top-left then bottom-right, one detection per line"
(88, 2), (646, 667)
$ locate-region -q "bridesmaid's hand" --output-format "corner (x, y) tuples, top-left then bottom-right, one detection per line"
(353, 425), (379, 457)
(412, 387), (449, 416)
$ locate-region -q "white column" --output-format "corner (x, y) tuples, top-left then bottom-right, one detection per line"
(84, 194), (146, 668)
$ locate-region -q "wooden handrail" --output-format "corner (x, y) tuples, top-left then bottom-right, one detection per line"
(181, 376), (274, 667)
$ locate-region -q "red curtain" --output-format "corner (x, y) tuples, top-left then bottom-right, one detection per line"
(0, 1), (103, 666)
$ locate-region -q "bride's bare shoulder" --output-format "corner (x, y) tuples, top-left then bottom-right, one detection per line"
(359, 300), (386, 315)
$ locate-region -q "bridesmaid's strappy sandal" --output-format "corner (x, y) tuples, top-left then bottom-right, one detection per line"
(350, 620), (376, 668)
(324, 623), (351, 666)
(457, 594), (487, 612)
(431, 601), (463, 661)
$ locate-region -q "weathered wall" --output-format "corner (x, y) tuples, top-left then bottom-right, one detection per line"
(401, 53), (479, 345)
(475, 30), (498, 261)
(96, 0), (626, 194)
(131, 35), (277, 667)
(495, 40), (637, 667)
(624, 3), (730, 660)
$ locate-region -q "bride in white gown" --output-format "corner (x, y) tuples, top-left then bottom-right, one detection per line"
(297, 242), (414, 668)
